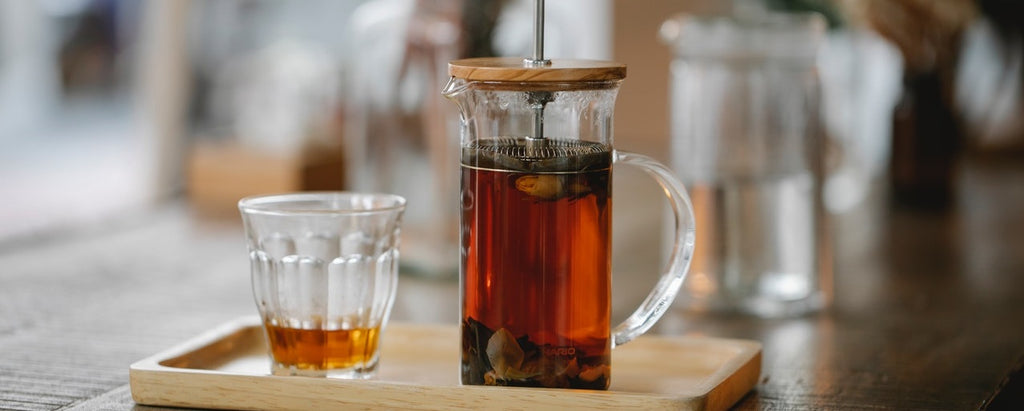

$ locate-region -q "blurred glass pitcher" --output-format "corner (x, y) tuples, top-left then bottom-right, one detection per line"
(660, 10), (831, 317)
(344, 0), (466, 278)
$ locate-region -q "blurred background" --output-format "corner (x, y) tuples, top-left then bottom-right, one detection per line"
(0, 0), (1021, 269)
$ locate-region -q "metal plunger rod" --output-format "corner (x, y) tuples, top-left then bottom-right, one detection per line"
(526, 0), (550, 66)
(533, 108), (544, 140)
(529, 92), (553, 141)
(527, 0), (551, 145)
(533, 0), (545, 63)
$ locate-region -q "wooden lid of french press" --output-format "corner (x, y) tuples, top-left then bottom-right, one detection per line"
(450, 1), (625, 84)
(449, 57), (626, 82)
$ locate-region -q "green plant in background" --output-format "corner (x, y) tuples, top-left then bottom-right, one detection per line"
(764, 0), (843, 28)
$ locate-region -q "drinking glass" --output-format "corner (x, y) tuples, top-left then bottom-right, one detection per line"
(239, 192), (405, 378)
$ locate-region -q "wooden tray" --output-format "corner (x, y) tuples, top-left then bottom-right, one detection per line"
(130, 317), (760, 410)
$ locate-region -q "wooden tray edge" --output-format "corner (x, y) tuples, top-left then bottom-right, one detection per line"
(129, 317), (760, 411)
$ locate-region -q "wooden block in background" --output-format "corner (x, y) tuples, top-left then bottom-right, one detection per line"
(612, 0), (726, 157)
(186, 142), (346, 217)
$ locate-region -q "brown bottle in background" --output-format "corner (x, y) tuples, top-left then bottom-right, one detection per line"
(846, 0), (973, 209)
(890, 71), (962, 209)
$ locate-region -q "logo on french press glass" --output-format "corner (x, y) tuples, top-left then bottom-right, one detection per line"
(543, 345), (576, 357)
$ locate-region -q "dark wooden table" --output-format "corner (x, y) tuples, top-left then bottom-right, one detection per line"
(2, 156), (1022, 410)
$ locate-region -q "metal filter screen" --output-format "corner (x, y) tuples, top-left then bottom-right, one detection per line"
(463, 137), (612, 173)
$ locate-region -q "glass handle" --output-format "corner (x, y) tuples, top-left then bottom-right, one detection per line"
(611, 150), (696, 348)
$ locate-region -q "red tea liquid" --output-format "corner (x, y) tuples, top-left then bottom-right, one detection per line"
(265, 321), (379, 372)
(460, 137), (613, 389)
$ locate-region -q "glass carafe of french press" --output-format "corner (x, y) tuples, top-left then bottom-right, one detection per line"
(442, 3), (696, 389)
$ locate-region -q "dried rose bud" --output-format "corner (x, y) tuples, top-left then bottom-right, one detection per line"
(515, 175), (563, 200)
(486, 328), (524, 379)
(578, 364), (610, 383)
(568, 182), (591, 197)
(563, 357), (580, 379)
(484, 370), (498, 385)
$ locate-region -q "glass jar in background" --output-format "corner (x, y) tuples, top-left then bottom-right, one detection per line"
(660, 11), (830, 317)
(343, 0), (468, 279)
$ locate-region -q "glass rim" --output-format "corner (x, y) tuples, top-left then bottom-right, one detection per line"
(238, 191), (406, 217)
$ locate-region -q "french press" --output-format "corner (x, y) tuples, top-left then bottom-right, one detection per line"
(443, 0), (696, 389)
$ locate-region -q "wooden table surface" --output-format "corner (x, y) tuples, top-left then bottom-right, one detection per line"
(2, 156), (1022, 410)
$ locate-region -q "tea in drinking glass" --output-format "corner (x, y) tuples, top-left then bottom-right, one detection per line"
(239, 192), (405, 378)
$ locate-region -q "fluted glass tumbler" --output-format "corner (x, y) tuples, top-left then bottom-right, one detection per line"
(239, 192), (405, 378)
